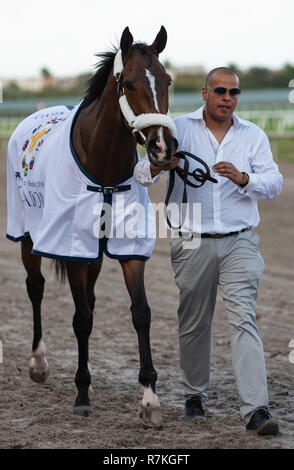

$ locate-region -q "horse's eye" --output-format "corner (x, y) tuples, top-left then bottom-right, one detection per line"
(124, 81), (134, 91)
(168, 79), (173, 87)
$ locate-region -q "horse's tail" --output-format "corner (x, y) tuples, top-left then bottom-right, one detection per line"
(53, 260), (67, 283)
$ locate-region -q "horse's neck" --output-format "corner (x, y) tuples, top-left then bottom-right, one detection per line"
(72, 87), (137, 186)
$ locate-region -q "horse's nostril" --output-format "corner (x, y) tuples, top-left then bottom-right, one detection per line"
(148, 140), (160, 155)
(147, 136), (178, 162)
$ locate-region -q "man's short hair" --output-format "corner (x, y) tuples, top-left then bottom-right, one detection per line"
(205, 67), (239, 87)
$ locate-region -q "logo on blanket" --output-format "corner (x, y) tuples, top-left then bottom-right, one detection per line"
(21, 113), (68, 176)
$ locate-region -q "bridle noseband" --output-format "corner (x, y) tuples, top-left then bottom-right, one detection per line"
(113, 49), (177, 146)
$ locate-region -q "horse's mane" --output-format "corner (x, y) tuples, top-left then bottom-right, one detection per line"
(82, 43), (152, 107)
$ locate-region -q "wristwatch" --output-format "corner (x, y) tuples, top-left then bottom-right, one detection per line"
(240, 171), (250, 187)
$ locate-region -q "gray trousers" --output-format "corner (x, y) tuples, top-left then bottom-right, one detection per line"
(171, 229), (269, 419)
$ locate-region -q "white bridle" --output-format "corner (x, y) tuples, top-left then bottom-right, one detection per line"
(113, 49), (177, 143)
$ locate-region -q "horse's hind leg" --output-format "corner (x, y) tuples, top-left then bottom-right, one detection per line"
(120, 259), (162, 429)
(87, 258), (103, 312)
(66, 261), (93, 417)
(21, 237), (49, 383)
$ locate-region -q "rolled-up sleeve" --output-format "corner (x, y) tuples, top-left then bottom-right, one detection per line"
(238, 131), (283, 200)
(133, 155), (161, 187)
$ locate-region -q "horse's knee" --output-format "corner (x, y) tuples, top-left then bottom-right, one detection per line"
(88, 293), (96, 312)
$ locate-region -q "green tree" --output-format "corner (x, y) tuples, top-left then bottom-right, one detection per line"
(271, 63), (294, 87)
(40, 67), (52, 79)
(174, 73), (206, 92)
(241, 67), (272, 89)
(3, 81), (28, 99)
(227, 63), (241, 75)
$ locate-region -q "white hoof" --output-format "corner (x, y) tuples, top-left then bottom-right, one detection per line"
(28, 356), (50, 383)
(139, 386), (163, 429)
(28, 340), (50, 384)
(139, 402), (163, 429)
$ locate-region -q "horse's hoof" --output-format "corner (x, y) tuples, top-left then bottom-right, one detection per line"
(28, 357), (50, 384)
(73, 405), (93, 417)
(139, 404), (163, 430)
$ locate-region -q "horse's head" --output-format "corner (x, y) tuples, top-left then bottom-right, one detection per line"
(114, 26), (178, 167)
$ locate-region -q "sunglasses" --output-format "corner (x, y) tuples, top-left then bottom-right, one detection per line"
(208, 86), (241, 97)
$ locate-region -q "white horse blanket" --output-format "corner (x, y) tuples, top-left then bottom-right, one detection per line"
(6, 103), (156, 261)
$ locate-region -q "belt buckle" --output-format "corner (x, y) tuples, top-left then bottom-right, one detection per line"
(103, 186), (116, 195)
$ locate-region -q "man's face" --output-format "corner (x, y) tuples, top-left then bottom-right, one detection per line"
(202, 72), (240, 123)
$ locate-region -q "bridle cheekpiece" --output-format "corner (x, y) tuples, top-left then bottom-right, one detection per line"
(113, 49), (177, 145)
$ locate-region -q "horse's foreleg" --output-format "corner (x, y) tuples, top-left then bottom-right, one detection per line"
(120, 259), (162, 429)
(21, 237), (49, 383)
(66, 261), (93, 417)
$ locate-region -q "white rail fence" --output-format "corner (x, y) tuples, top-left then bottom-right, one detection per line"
(1, 110), (294, 150)
(238, 109), (294, 133)
(171, 109), (294, 134)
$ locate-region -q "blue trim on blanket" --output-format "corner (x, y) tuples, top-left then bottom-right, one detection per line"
(6, 232), (30, 242)
(31, 248), (149, 262)
(69, 102), (138, 186)
(31, 249), (103, 263)
(7, 228), (150, 261)
(104, 249), (149, 261)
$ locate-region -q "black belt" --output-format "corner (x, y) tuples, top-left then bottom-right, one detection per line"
(87, 184), (131, 194)
(179, 227), (251, 238)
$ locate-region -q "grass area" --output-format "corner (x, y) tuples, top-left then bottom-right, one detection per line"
(269, 138), (294, 162)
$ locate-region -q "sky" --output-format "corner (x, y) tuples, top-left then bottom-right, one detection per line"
(0, 0), (293, 79)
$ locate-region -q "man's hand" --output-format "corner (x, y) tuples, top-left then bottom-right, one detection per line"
(150, 156), (180, 177)
(212, 161), (247, 186)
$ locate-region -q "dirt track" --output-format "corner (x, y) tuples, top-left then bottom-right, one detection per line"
(0, 151), (293, 449)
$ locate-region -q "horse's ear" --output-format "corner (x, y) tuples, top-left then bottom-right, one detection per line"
(120, 27), (133, 56)
(151, 26), (167, 56)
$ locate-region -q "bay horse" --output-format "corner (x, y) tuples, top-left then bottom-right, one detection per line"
(6, 26), (178, 429)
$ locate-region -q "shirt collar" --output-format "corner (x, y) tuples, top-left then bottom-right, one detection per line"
(187, 105), (250, 127)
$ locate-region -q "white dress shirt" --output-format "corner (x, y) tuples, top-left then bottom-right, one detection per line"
(134, 106), (283, 234)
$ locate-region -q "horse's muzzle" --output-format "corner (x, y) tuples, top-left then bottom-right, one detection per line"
(147, 136), (178, 167)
